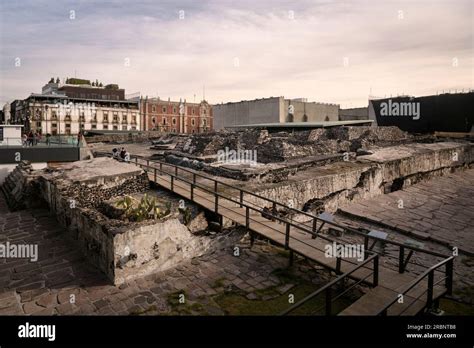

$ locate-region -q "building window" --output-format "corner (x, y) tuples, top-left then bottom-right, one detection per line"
(113, 125), (118, 130)
(163, 118), (167, 125)
(65, 123), (71, 129)
(202, 108), (206, 115)
(202, 118), (207, 126)
(172, 128), (176, 133)
(192, 129), (195, 133)
(52, 123), (57, 128)
(172, 118), (176, 125)
(131, 126), (137, 130)
(173, 107), (177, 114)
(162, 106), (166, 113)
(191, 118), (195, 126)
(152, 105), (156, 112)
(152, 117), (156, 124)
(103, 125), (108, 130)
(192, 108), (195, 115)
(122, 126), (127, 130)
(36, 122), (41, 127)
(91, 124), (97, 129)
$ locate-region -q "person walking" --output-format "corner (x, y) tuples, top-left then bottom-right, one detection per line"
(77, 131), (82, 147)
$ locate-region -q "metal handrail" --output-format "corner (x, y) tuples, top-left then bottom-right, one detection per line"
(281, 253), (379, 315)
(377, 256), (454, 315)
(95, 150), (450, 268)
(132, 156), (374, 273)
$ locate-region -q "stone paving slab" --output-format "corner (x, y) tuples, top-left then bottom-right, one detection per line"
(339, 169), (474, 255)
(0, 194), (328, 315)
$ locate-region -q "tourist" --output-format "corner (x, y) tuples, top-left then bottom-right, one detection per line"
(77, 131), (82, 147)
(22, 133), (27, 147)
(112, 148), (119, 159)
(45, 133), (51, 146)
(27, 131), (33, 146)
(120, 147), (126, 160)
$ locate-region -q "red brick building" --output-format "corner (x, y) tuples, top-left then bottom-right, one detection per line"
(140, 97), (213, 133)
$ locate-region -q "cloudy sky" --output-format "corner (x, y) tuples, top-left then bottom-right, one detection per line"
(0, 0), (472, 107)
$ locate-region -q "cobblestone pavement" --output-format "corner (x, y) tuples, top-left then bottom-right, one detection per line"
(0, 194), (336, 315)
(335, 168), (474, 304)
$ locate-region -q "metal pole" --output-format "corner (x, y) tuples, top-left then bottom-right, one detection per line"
(215, 194), (218, 214)
(239, 191), (243, 208)
(171, 176), (174, 190)
(373, 255), (379, 287)
(312, 217), (317, 239)
(285, 223), (290, 249)
(246, 207), (249, 228)
(399, 246), (405, 273)
(190, 183), (194, 200)
(427, 271), (434, 309)
(446, 259), (453, 295)
(154, 167), (157, 182)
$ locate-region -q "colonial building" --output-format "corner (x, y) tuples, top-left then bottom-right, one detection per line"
(140, 97), (213, 133)
(11, 78), (139, 135)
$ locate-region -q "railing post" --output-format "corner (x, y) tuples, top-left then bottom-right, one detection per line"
(190, 183), (194, 200)
(193, 173), (196, 184)
(399, 246), (405, 273)
(325, 287), (332, 316)
(175, 166), (178, 176)
(336, 256), (341, 274)
(154, 168), (157, 182)
(159, 162), (163, 175)
(427, 271), (434, 309)
(446, 258), (453, 295)
(171, 176), (174, 190)
(373, 255), (379, 287)
(246, 207), (249, 228)
(363, 235), (369, 260)
(239, 191), (243, 208)
(272, 202), (277, 221)
(285, 223), (290, 249)
(135, 157), (138, 165)
(214, 181), (218, 194)
(312, 217), (317, 239)
(215, 193), (218, 214)
(146, 159), (149, 168)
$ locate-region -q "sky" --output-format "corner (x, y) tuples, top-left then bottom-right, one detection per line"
(0, 0), (472, 108)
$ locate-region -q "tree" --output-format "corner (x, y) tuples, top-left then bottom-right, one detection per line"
(91, 81), (95, 86)
(99, 82), (103, 87)
(49, 77), (54, 83)
(96, 79), (99, 86)
(56, 77), (60, 83)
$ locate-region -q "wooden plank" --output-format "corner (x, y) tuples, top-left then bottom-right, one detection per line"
(147, 170), (448, 316)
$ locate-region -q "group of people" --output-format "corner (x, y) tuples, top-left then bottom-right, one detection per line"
(22, 131), (41, 146)
(112, 147), (130, 162)
(20, 131), (83, 147)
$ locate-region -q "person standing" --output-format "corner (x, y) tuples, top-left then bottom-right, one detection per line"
(77, 131), (82, 147)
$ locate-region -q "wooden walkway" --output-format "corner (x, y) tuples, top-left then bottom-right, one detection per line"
(120, 156), (446, 315)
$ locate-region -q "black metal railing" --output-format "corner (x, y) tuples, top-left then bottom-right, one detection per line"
(96, 151), (455, 315)
(377, 256), (454, 316)
(281, 253), (379, 315)
(96, 151), (453, 280)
